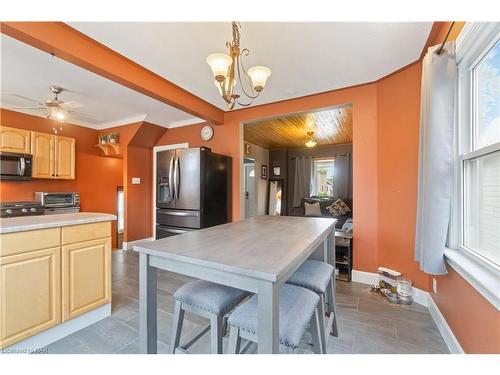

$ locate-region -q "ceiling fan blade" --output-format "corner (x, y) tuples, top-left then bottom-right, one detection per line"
(60, 100), (83, 109)
(7, 106), (46, 110)
(3, 93), (45, 106)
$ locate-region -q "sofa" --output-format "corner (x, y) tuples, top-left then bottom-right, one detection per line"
(291, 196), (353, 229)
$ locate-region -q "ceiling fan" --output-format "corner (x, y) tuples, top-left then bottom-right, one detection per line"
(5, 85), (83, 122)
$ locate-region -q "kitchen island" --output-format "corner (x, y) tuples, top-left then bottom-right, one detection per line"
(0, 212), (116, 351)
(135, 215), (337, 354)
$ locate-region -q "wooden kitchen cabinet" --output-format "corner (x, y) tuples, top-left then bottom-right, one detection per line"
(31, 131), (55, 179)
(31, 131), (75, 179)
(0, 126), (31, 154)
(0, 247), (61, 349)
(55, 135), (75, 179)
(62, 237), (111, 321)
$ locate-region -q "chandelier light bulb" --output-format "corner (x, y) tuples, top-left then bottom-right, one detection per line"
(206, 53), (232, 82)
(247, 66), (272, 92)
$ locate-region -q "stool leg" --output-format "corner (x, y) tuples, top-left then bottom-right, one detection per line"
(227, 326), (241, 354)
(222, 315), (229, 337)
(318, 294), (327, 351)
(327, 276), (339, 337)
(310, 306), (324, 354)
(210, 314), (223, 354)
(170, 301), (185, 354)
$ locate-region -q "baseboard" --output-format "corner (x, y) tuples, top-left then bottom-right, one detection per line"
(351, 270), (379, 285)
(3, 303), (111, 353)
(427, 295), (464, 354)
(122, 237), (154, 250)
(351, 269), (429, 307)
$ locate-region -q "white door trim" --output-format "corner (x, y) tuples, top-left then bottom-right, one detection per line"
(152, 143), (189, 239)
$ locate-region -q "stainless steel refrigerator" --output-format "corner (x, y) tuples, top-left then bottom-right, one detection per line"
(156, 147), (231, 239)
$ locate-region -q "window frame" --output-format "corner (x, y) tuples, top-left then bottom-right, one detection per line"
(448, 22), (500, 309)
(312, 157), (335, 197)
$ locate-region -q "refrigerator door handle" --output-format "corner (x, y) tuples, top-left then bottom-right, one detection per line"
(158, 211), (199, 217)
(169, 156), (175, 200)
(175, 155), (180, 200)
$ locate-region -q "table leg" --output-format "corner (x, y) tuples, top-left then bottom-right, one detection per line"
(139, 253), (158, 354)
(257, 281), (279, 354)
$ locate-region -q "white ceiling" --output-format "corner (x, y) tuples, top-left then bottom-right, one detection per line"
(1, 23), (432, 129)
(0, 34), (201, 129)
(71, 22), (433, 109)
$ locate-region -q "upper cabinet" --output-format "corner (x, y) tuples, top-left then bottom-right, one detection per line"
(55, 136), (75, 180)
(31, 131), (75, 180)
(0, 126), (31, 154)
(31, 131), (55, 179)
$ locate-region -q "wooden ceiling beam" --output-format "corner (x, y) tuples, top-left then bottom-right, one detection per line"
(0, 22), (224, 125)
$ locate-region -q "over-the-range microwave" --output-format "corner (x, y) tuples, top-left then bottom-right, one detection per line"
(0, 152), (32, 180)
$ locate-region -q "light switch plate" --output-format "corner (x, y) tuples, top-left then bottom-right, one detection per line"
(132, 177), (141, 185)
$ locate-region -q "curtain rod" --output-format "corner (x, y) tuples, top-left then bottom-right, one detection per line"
(435, 22), (455, 55)
(290, 153), (351, 160)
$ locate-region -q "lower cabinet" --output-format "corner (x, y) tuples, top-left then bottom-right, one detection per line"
(0, 247), (61, 348)
(62, 237), (111, 321)
(0, 223), (112, 349)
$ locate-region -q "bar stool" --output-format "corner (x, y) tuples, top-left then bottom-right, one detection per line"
(227, 284), (324, 354)
(170, 280), (250, 354)
(286, 260), (338, 351)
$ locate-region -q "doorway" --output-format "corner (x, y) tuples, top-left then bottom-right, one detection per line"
(244, 157), (256, 218)
(116, 186), (124, 249)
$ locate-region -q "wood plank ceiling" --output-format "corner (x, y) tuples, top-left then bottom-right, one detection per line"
(244, 106), (352, 149)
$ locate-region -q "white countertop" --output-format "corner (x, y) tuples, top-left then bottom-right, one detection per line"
(0, 212), (117, 234)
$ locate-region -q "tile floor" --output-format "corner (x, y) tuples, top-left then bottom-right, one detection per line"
(45, 250), (449, 354)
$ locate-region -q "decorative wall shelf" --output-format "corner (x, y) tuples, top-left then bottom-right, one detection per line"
(95, 143), (120, 157)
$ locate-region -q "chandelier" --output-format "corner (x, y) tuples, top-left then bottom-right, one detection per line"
(206, 22), (272, 109)
(305, 131), (317, 148)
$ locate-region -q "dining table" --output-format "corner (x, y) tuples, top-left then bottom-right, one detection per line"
(134, 215), (337, 354)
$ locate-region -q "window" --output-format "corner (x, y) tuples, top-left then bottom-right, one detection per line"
(454, 24), (500, 269)
(313, 158), (334, 197)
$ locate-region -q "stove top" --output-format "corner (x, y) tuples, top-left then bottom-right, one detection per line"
(0, 201), (44, 218)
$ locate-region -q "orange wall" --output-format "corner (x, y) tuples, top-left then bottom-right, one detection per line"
(376, 62), (430, 290)
(113, 121), (166, 242)
(0, 109), (123, 247)
(433, 267), (500, 353)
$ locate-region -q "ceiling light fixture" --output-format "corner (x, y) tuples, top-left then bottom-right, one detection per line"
(206, 22), (272, 110)
(305, 131), (317, 148)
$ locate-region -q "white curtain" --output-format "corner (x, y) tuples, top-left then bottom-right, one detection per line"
(292, 156), (313, 207)
(415, 41), (457, 275)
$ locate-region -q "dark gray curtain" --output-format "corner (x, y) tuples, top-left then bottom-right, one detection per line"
(334, 154), (351, 200)
(292, 156), (312, 207)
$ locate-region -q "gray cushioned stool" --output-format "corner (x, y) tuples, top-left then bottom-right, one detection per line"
(170, 280), (249, 354)
(286, 260), (338, 351)
(227, 284), (324, 354)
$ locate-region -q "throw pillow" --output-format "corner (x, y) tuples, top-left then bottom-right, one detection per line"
(304, 202), (322, 217)
(326, 199), (351, 216)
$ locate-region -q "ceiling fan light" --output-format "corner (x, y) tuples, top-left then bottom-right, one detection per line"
(247, 66), (271, 92)
(51, 108), (66, 122)
(206, 53), (232, 82)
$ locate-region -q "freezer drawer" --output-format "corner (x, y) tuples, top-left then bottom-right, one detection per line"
(156, 225), (195, 239)
(156, 209), (201, 229)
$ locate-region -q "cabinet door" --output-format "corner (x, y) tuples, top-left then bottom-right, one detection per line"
(0, 247), (61, 349)
(31, 131), (55, 179)
(55, 135), (75, 180)
(0, 126), (31, 154)
(62, 237), (111, 321)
